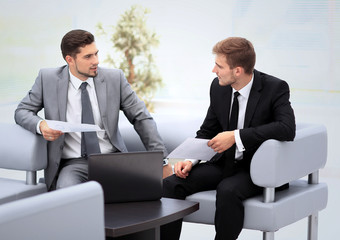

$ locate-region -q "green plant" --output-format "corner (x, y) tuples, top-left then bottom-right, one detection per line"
(97, 5), (163, 112)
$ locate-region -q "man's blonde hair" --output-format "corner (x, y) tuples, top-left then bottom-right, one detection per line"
(213, 37), (256, 74)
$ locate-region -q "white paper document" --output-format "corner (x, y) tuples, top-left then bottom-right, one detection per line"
(46, 120), (104, 133)
(167, 137), (217, 161)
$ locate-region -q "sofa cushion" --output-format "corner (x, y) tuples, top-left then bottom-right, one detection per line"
(0, 178), (46, 204)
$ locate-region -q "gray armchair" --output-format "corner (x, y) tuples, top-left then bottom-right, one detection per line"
(0, 181), (105, 240)
(184, 123), (328, 240)
(119, 114), (328, 240)
(0, 123), (47, 204)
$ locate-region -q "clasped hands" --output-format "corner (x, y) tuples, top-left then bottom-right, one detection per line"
(174, 131), (235, 179)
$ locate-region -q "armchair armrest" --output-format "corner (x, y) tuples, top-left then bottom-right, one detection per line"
(0, 123), (47, 171)
(250, 123), (327, 188)
(0, 181), (105, 240)
(0, 123), (47, 185)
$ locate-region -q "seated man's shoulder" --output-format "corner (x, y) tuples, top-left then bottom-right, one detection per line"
(98, 67), (121, 75)
(97, 67), (126, 82)
(40, 65), (67, 75)
(256, 70), (290, 92)
(256, 70), (285, 84)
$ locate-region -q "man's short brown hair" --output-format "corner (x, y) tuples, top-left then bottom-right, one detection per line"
(61, 29), (95, 59)
(213, 37), (256, 74)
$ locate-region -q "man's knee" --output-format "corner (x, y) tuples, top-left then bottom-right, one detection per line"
(56, 178), (76, 189)
(56, 164), (87, 189)
(56, 174), (83, 189)
(163, 175), (187, 200)
(216, 182), (242, 206)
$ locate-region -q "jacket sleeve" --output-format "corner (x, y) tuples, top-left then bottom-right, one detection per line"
(119, 70), (168, 156)
(14, 69), (45, 134)
(240, 80), (296, 152)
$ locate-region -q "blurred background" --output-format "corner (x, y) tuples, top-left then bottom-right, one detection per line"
(1, 0), (339, 239)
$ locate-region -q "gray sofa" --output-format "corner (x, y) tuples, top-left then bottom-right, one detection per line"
(0, 124), (104, 239)
(119, 113), (328, 240)
(0, 181), (105, 240)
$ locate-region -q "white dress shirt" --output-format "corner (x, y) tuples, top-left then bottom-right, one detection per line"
(233, 75), (254, 159)
(62, 72), (116, 158)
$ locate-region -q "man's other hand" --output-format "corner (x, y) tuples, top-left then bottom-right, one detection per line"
(174, 160), (193, 179)
(208, 131), (235, 153)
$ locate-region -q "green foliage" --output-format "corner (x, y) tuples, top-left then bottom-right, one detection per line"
(97, 5), (163, 112)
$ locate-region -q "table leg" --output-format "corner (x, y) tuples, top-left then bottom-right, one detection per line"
(106, 226), (160, 240)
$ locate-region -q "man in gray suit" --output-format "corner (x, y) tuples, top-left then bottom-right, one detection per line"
(15, 29), (169, 191)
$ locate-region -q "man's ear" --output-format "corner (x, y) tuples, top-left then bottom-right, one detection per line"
(65, 55), (73, 65)
(234, 66), (244, 77)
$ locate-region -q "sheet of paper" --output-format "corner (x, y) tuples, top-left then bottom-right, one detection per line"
(167, 138), (217, 161)
(46, 120), (104, 133)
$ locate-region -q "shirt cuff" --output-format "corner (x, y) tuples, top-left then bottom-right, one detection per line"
(234, 129), (245, 152)
(36, 120), (43, 134)
(163, 158), (169, 166)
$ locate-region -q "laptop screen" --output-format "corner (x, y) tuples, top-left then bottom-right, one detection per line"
(88, 151), (163, 203)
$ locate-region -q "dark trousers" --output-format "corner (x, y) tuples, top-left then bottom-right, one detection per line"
(161, 161), (262, 240)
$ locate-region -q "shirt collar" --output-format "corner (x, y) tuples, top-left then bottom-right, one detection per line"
(69, 70), (94, 90)
(232, 74), (254, 99)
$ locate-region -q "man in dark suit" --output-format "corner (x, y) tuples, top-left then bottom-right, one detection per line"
(15, 29), (169, 191)
(161, 37), (296, 240)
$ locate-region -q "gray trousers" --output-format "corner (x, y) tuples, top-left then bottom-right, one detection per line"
(56, 158), (88, 189)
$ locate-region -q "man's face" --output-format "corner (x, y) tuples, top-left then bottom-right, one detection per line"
(67, 42), (99, 81)
(212, 54), (236, 86)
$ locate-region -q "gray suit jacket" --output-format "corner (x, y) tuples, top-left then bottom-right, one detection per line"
(15, 65), (167, 190)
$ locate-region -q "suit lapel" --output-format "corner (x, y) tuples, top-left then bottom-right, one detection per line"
(224, 87), (233, 130)
(244, 70), (262, 128)
(94, 71), (108, 129)
(57, 66), (69, 121)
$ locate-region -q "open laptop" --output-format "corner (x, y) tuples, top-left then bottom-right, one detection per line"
(88, 151), (163, 204)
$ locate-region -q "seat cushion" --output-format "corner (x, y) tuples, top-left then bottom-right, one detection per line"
(184, 180), (328, 232)
(184, 190), (216, 224)
(0, 178), (47, 204)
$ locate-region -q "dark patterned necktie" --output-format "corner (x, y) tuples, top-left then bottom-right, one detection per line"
(228, 92), (240, 131)
(223, 91), (240, 177)
(80, 82), (100, 158)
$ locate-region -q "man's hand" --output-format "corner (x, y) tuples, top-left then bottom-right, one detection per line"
(40, 120), (63, 141)
(174, 160), (193, 179)
(208, 131), (235, 153)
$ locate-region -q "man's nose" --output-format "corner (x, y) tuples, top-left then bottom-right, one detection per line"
(93, 55), (99, 65)
(212, 65), (217, 73)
